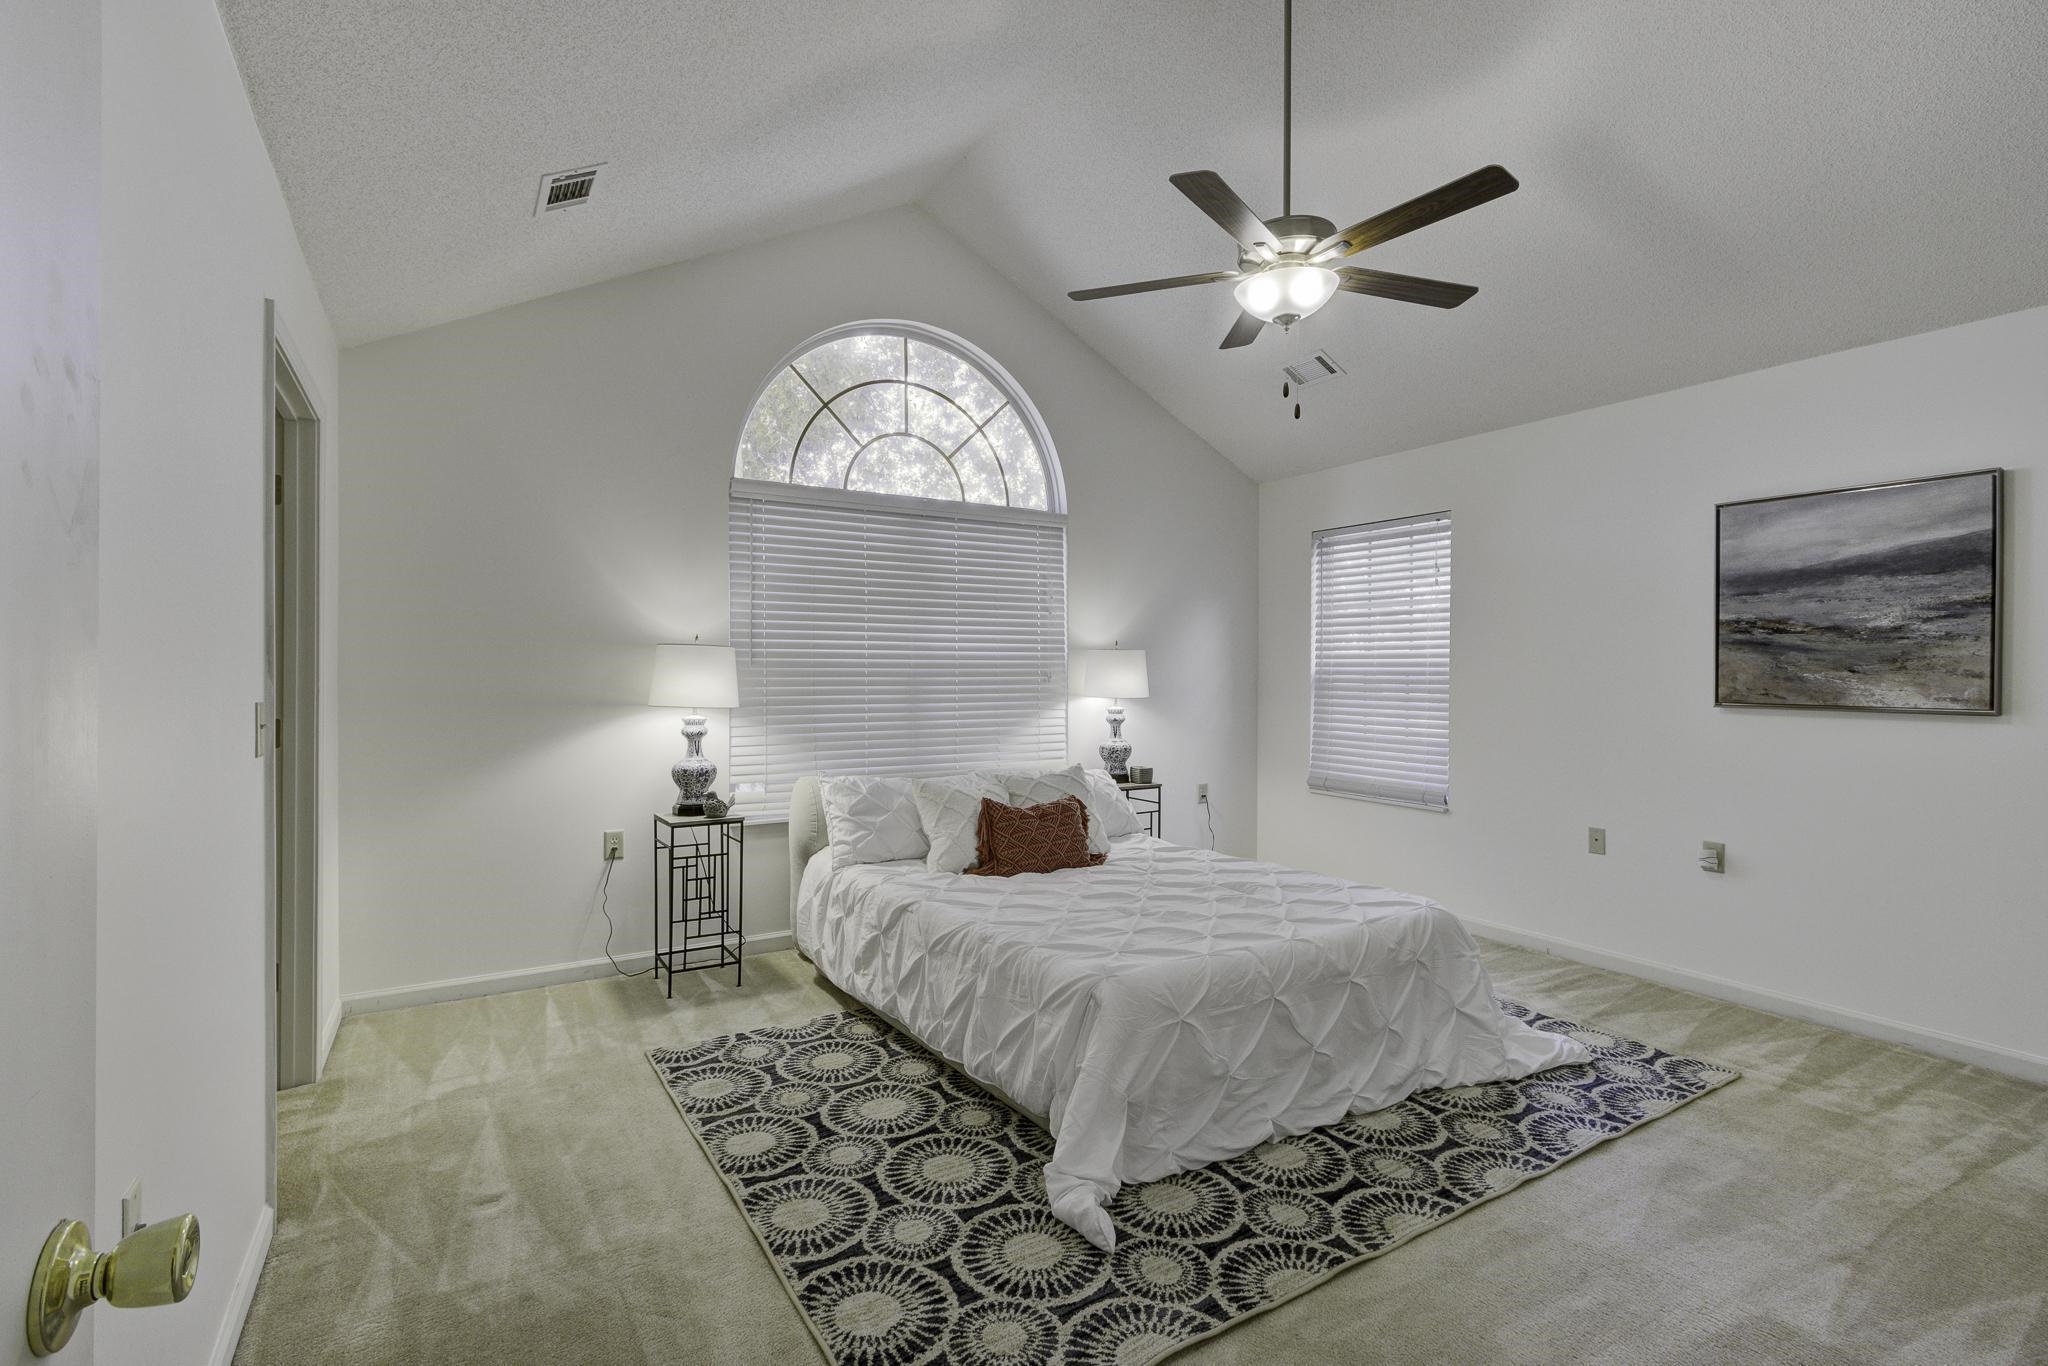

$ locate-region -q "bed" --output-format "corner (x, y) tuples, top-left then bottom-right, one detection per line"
(786, 772), (1590, 1251)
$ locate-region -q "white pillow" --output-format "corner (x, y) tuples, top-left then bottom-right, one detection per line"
(1003, 765), (1111, 856)
(913, 774), (1009, 875)
(820, 776), (928, 868)
(1080, 768), (1146, 839)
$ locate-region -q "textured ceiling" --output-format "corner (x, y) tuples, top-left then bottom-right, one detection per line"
(216, 0), (1039, 345)
(222, 0), (2048, 480)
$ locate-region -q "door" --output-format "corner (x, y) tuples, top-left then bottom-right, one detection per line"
(268, 325), (321, 1093)
(2, 0), (101, 1360)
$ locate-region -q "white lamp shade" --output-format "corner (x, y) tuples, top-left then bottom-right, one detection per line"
(649, 644), (739, 709)
(1075, 649), (1148, 700)
(1233, 264), (1339, 324)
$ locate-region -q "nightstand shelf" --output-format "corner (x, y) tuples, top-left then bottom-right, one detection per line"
(1117, 781), (1162, 839)
(652, 812), (743, 994)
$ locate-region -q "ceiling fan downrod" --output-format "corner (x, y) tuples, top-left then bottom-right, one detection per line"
(1282, 0), (1292, 217)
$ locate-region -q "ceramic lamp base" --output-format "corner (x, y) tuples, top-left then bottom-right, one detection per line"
(671, 714), (718, 815)
(1101, 705), (1132, 778)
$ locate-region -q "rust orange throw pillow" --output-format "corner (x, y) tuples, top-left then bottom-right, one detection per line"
(965, 795), (1106, 877)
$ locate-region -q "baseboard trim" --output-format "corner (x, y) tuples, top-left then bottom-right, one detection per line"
(317, 997), (342, 1079)
(343, 931), (799, 1017)
(1463, 914), (2048, 1086)
(209, 1202), (273, 1366)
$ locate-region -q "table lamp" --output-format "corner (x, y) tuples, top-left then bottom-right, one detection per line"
(649, 642), (739, 816)
(1075, 646), (1148, 779)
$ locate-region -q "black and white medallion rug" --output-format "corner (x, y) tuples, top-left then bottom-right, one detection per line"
(649, 1002), (1737, 1366)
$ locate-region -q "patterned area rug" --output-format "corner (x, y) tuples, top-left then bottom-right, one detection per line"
(649, 1003), (1737, 1366)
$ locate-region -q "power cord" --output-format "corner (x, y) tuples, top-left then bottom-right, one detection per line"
(1201, 793), (1216, 850)
(596, 856), (653, 978)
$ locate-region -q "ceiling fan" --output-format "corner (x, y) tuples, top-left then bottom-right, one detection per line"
(1067, 0), (1518, 350)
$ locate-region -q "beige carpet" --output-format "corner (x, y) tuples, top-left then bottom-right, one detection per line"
(235, 945), (2048, 1365)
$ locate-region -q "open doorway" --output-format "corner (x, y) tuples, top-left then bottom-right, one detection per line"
(269, 310), (322, 1093)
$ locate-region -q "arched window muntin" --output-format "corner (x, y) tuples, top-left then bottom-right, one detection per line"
(790, 368), (1009, 505)
(735, 320), (1066, 515)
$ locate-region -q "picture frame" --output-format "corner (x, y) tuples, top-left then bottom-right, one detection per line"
(1715, 468), (2002, 714)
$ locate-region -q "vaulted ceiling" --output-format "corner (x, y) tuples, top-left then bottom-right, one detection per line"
(220, 0), (2048, 480)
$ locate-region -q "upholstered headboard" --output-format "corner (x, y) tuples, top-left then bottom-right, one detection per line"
(787, 775), (831, 927)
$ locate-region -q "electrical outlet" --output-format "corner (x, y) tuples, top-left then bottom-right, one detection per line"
(121, 1178), (143, 1238)
(1587, 827), (1607, 855)
(602, 830), (624, 861)
(1196, 783), (1209, 802)
(1700, 840), (1726, 874)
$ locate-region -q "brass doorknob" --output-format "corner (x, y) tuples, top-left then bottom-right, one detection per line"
(25, 1214), (200, 1356)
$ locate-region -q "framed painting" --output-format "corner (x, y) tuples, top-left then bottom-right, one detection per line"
(1715, 469), (2002, 713)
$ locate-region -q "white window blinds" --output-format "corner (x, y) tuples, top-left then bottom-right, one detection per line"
(728, 479), (1068, 820)
(1309, 512), (1452, 811)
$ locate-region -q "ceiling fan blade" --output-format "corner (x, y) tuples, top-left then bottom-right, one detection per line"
(1312, 165), (1519, 260)
(1067, 271), (1241, 302)
(1335, 267), (1479, 309)
(1220, 312), (1265, 349)
(1170, 171), (1278, 258)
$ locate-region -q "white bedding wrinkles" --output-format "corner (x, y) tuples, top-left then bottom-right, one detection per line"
(794, 835), (1588, 1250)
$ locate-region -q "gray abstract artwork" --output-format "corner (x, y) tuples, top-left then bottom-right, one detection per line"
(1716, 470), (2001, 712)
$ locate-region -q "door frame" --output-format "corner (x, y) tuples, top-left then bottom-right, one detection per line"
(265, 301), (324, 1114)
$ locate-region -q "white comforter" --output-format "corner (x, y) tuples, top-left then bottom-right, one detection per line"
(795, 835), (1588, 1250)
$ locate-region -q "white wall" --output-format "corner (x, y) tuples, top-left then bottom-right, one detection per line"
(1, 3), (99, 1362)
(99, 1), (341, 1360)
(1258, 304), (2048, 1073)
(339, 205), (1256, 1001)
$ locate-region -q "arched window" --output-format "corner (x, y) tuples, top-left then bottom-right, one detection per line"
(728, 323), (1068, 817)
(736, 322), (1062, 512)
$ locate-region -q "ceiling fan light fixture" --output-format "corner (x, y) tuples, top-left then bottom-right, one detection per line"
(1062, 2), (1514, 361)
(1234, 263), (1338, 325)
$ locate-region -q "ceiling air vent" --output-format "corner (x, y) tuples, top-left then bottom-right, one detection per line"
(534, 164), (604, 215)
(1281, 350), (1347, 389)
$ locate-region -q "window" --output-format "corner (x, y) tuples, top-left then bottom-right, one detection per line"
(729, 323), (1067, 819)
(737, 326), (1056, 511)
(1309, 512), (1452, 811)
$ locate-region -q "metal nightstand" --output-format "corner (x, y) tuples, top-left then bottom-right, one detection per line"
(1117, 782), (1162, 839)
(652, 812), (743, 994)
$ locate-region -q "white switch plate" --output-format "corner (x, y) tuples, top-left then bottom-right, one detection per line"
(1700, 840), (1726, 874)
(602, 830), (624, 861)
(1588, 827), (1607, 855)
(121, 1178), (143, 1237)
